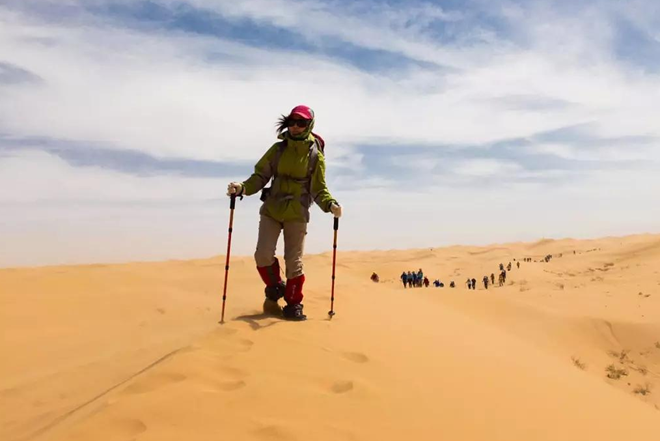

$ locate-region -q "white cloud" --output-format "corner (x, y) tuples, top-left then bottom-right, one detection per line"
(0, 150), (225, 203)
(529, 141), (658, 162)
(453, 158), (523, 178)
(529, 143), (577, 160)
(388, 153), (440, 173)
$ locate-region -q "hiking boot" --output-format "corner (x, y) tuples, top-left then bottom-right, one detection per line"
(263, 298), (283, 316)
(282, 303), (306, 321)
(264, 281), (286, 302)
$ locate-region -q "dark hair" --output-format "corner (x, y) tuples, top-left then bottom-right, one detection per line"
(276, 115), (289, 134)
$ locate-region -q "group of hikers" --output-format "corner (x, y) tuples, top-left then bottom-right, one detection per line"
(400, 262), (521, 291)
(400, 269), (458, 289)
(401, 269), (429, 288)
(521, 255), (554, 262)
(388, 253), (571, 291)
(522, 255), (552, 263)
(393, 254), (569, 291)
(466, 261), (521, 290)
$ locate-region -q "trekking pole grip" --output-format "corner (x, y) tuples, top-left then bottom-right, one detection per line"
(230, 194), (236, 209)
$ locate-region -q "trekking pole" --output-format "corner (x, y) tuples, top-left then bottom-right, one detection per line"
(328, 217), (339, 318)
(220, 194), (238, 324)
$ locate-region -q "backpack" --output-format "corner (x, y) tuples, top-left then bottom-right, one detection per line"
(259, 133), (325, 206)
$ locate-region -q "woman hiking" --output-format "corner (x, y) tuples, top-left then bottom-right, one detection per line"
(226, 105), (342, 321)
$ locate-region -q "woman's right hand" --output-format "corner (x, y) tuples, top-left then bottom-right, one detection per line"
(227, 182), (244, 197)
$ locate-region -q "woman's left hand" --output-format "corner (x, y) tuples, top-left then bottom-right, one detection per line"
(330, 203), (342, 218)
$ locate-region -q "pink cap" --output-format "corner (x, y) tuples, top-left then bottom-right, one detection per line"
(289, 105), (314, 120)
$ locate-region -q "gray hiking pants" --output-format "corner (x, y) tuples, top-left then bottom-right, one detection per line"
(254, 215), (307, 279)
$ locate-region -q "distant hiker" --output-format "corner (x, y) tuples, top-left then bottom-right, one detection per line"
(227, 105), (341, 321)
(371, 272), (380, 283)
(466, 278), (472, 289)
(407, 271), (413, 287)
(507, 262), (512, 271)
(517, 261), (520, 269)
(449, 281), (455, 288)
(499, 263), (504, 271)
(490, 273), (495, 285)
(423, 276), (430, 288)
(471, 278), (476, 290)
(483, 276), (489, 289)
(401, 271), (408, 288)
(433, 279), (441, 287)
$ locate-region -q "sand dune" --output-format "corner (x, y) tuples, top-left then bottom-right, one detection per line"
(2, 234), (660, 440)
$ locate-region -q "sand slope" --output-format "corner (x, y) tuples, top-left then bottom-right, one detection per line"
(1, 234), (660, 440)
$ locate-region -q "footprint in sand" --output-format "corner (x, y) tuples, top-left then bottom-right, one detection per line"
(214, 327), (239, 337)
(209, 336), (254, 353)
(330, 380), (354, 394)
(238, 338), (255, 351)
(197, 365), (249, 393)
(106, 418), (147, 438)
(204, 331), (252, 354)
(214, 380), (247, 391)
(217, 365), (249, 378)
(342, 352), (369, 364)
(123, 372), (186, 395)
(253, 423), (297, 440)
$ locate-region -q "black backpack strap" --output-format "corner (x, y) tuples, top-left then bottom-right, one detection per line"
(296, 139), (321, 208)
(259, 140), (286, 202)
(307, 139), (321, 180)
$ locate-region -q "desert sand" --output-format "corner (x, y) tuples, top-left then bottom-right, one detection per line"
(2, 234), (660, 441)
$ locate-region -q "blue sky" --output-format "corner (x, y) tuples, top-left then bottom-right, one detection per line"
(1, 0), (659, 266)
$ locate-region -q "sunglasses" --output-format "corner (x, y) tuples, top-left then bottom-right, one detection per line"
(288, 118), (311, 128)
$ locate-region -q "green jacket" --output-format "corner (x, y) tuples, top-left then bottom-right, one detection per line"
(242, 132), (336, 223)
